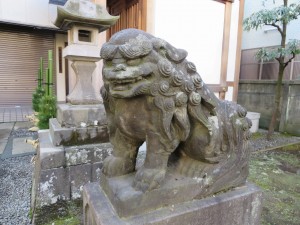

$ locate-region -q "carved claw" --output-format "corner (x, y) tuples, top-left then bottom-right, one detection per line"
(133, 167), (166, 192)
(102, 155), (135, 177)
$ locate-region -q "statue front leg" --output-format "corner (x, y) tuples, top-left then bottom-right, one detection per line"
(133, 131), (179, 192)
(103, 129), (142, 177)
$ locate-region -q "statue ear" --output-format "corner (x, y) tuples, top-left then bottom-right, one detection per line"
(165, 43), (188, 63)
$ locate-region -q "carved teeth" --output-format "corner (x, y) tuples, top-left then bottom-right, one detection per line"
(112, 75), (147, 85)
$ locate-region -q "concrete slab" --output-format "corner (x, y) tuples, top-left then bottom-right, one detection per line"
(14, 121), (34, 130)
(12, 137), (36, 155)
(0, 122), (14, 130)
(0, 142), (7, 154)
(0, 123), (14, 141)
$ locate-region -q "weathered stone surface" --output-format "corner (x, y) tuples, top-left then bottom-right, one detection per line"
(83, 182), (263, 225)
(100, 170), (247, 218)
(54, 0), (119, 31)
(49, 118), (109, 146)
(56, 104), (107, 128)
(40, 146), (65, 170)
(67, 61), (103, 104)
(70, 164), (92, 199)
(65, 143), (112, 166)
(65, 146), (93, 166)
(36, 167), (70, 207)
(37, 130), (65, 169)
(100, 28), (252, 194)
(93, 143), (113, 162)
(31, 129), (112, 210)
(92, 162), (103, 182)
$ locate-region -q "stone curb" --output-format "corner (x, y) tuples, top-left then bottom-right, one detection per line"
(252, 141), (300, 154)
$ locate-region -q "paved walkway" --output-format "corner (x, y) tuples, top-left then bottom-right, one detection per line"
(0, 106), (34, 123)
(0, 121), (37, 159)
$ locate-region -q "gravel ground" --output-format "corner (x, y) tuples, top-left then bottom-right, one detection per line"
(0, 155), (33, 225)
(250, 129), (300, 151)
(0, 129), (299, 225)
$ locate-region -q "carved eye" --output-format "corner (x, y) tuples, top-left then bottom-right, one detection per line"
(127, 58), (141, 66)
(103, 60), (112, 67)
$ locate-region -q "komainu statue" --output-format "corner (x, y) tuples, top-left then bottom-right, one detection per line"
(100, 29), (252, 195)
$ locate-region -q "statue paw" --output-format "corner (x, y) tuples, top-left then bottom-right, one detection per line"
(133, 167), (166, 192)
(102, 155), (135, 177)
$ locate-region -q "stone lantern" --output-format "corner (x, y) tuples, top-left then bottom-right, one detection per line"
(30, 1), (118, 213)
(50, 0), (118, 144)
(54, 0), (118, 106)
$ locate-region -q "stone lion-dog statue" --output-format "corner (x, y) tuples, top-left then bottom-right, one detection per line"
(100, 29), (252, 194)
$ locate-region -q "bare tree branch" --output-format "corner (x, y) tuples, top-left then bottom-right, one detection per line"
(284, 52), (296, 68)
(265, 22), (284, 36)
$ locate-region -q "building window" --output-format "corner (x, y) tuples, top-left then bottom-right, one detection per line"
(78, 30), (92, 43)
(58, 47), (63, 73)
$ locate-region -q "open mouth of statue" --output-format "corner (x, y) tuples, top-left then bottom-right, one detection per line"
(111, 74), (150, 91)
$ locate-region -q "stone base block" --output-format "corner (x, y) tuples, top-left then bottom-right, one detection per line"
(49, 118), (109, 146)
(83, 182), (263, 225)
(31, 130), (113, 209)
(57, 103), (107, 128)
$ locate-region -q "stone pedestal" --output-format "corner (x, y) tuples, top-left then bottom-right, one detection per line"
(50, 103), (109, 146)
(66, 61), (102, 104)
(57, 103), (107, 128)
(31, 130), (113, 209)
(83, 174), (263, 225)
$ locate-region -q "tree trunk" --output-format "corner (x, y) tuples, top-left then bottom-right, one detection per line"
(267, 0), (288, 140)
(267, 63), (285, 140)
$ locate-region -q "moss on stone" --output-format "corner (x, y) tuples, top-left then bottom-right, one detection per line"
(44, 216), (80, 225)
(33, 199), (82, 225)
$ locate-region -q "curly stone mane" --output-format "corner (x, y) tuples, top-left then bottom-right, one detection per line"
(100, 29), (252, 195)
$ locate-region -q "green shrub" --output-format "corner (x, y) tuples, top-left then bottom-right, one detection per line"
(32, 87), (45, 112)
(38, 95), (57, 129)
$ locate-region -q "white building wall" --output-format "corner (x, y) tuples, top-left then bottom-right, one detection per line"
(55, 33), (68, 102)
(242, 0), (300, 50)
(0, 0), (242, 102)
(225, 0), (240, 101)
(152, 0), (224, 85)
(149, 0), (240, 101)
(0, 0), (57, 28)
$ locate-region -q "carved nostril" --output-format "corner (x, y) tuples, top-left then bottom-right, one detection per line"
(114, 64), (127, 71)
